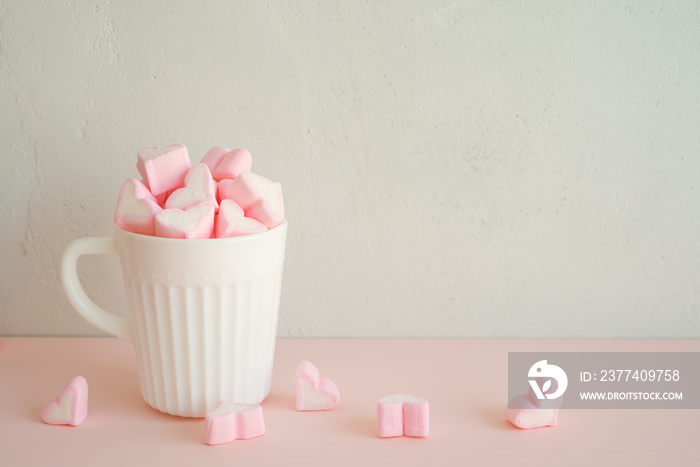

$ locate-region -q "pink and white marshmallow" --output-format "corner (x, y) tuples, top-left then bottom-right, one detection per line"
(504, 389), (562, 429)
(155, 204), (215, 239)
(136, 144), (191, 196)
(41, 376), (88, 426)
(219, 171), (284, 228)
(205, 402), (265, 445)
(295, 360), (340, 411)
(216, 199), (267, 238)
(377, 393), (429, 438)
(164, 163), (218, 211)
(200, 146), (231, 174)
(114, 178), (162, 235)
(212, 148), (252, 181)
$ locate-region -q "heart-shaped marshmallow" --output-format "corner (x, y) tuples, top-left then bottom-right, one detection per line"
(136, 144), (191, 196)
(114, 178), (162, 234)
(41, 376), (88, 426)
(215, 199), (267, 238)
(212, 148), (252, 181)
(295, 360), (340, 411)
(164, 163), (218, 211)
(504, 388), (561, 429)
(219, 171), (284, 228)
(377, 393), (429, 438)
(155, 204), (215, 239)
(200, 146), (231, 174)
(205, 402), (265, 445)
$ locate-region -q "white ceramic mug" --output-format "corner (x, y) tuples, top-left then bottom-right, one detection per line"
(61, 220), (287, 417)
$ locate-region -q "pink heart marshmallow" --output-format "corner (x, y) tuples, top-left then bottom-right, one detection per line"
(136, 144), (191, 196)
(219, 171), (284, 228)
(41, 376), (88, 426)
(212, 148), (252, 181)
(504, 389), (561, 429)
(295, 360), (340, 411)
(164, 163), (218, 211)
(200, 146), (231, 174)
(114, 178), (162, 235)
(215, 199), (267, 238)
(155, 204), (215, 239)
(205, 402), (265, 445)
(377, 393), (429, 438)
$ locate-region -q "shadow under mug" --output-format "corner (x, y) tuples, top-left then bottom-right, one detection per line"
(60, 220), (287, 417)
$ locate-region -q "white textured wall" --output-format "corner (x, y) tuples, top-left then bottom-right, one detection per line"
(1, 1), (699, 337)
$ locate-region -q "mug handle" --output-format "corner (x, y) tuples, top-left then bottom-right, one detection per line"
(60, 236), (131, 341)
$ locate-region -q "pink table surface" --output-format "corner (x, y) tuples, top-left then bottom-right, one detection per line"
(1, 337), (698, 466)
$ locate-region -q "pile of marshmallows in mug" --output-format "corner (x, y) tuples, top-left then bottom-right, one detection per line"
(114, 144), (283, 239)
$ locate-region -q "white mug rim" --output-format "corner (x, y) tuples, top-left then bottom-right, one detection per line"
(114, 218), (287, 245)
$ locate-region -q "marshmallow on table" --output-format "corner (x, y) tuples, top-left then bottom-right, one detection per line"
(212, 148), (252, 181)
(205, 402), (265, 445)
(219, 171), (284, 228)
(504, 389), (562, 429)
(216, 199), (267, 238)
(41, 376), (88, 426)
(377, 393), (429, 438)
(114, 178), (162, 235)
(136, 144), (191, 196)
(295, 360), (340, 411)
(155, 204), (215, 239)
(164, 163), (218, 211)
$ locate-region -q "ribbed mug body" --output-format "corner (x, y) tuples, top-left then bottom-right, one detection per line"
(115, 220), (287, 417)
